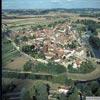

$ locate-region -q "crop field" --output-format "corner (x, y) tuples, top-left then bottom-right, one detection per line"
(2, 37), (20, 68)
(2, 12), (99, 32)
(2, 14), (68, 30)
(4, 55), (29, 71)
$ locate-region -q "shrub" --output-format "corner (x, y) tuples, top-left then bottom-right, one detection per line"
(33, 61), (66, 74)
(23, 60), (33, 71)
(68, 61), (95, 74)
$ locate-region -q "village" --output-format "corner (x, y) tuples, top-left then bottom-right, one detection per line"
(10, 21), (88, 70)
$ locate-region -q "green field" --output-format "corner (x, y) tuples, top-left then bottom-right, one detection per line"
(3, 16), (67, 31)
(2, 37), (20, 66)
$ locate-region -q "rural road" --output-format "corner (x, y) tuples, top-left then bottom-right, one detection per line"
(67, 64), (100, 81)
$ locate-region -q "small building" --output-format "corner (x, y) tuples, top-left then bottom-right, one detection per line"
(73, 59), (82, 68)
(54, 59), (61, 62)
(58, 86), (70, 95)
(73, 62), (78, 68)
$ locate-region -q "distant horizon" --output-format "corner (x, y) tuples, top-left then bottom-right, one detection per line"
(2, 8), (100, 10)
(2, 0), (100, 9)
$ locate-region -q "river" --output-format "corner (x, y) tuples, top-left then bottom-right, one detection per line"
(92, 48), (100, 59)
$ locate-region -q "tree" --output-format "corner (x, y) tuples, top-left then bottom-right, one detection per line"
(34, 61), (66, 74)
(75, 19), (98, 36)
(2, 24), (12, 37)
(21, 88), (31, 100)
(33, 81), (49, 100)
(87, 24), (98, 36)
(21, 28), (26, 34)
(46, 83), (50, 95)
(67, 41), (77, 49)
(48, 24), (52, 28)
(89, 36), (100, 49)
(23, 60), (33, 71)
(65, 78), (74, 86)
(58, 93), (67, 100)
(76, 82), (93, 96)
(90, 81), (100, 95)
(22, 45), (31, 54)
(68, 61), (95, 74)
(21, 36), (28, 41)
(67, 87), (80, 100)
(37, 25), (43, 30)
(14, 35), (21, 44)
(95, 88), (100, 96)
(31, 26), (37, 31)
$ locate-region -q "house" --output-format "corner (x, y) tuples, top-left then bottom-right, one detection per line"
(58, 86), (70, 95)
(73, 59), (82, 68)
(75, 48), (86, 58)
(58, 89), (69, 95)
(45, 52), (56, 60)
(55, 48), (64, 58)
(43, 44), (48, 53)
(73, 62), (78, 68)
(54, 59), (61, 62)
(65, 50), (75, 59)
(76, 59), (82, 67)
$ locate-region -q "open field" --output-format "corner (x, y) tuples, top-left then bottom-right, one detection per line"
(3, 17), (67, 31)
(2, 12), (71, 29)
(2, 37), (29, 71)
(4, 55), (29, 71)
(70, 16), (100, 22)
(2, 37), (20, 66)
(2, 12), (99, 32)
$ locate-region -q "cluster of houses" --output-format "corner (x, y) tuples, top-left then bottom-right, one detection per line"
(14, 22), (87, 69)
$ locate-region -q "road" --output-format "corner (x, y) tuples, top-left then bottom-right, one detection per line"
(67, 63), (100, 81)
(2, 70), (55, 76)
(2, 61), (100, 81)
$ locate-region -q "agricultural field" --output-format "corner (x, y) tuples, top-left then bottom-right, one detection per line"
(2, 37), (20, 66)
(2, 14), (69, 31)
(2, 37), (28, 71)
